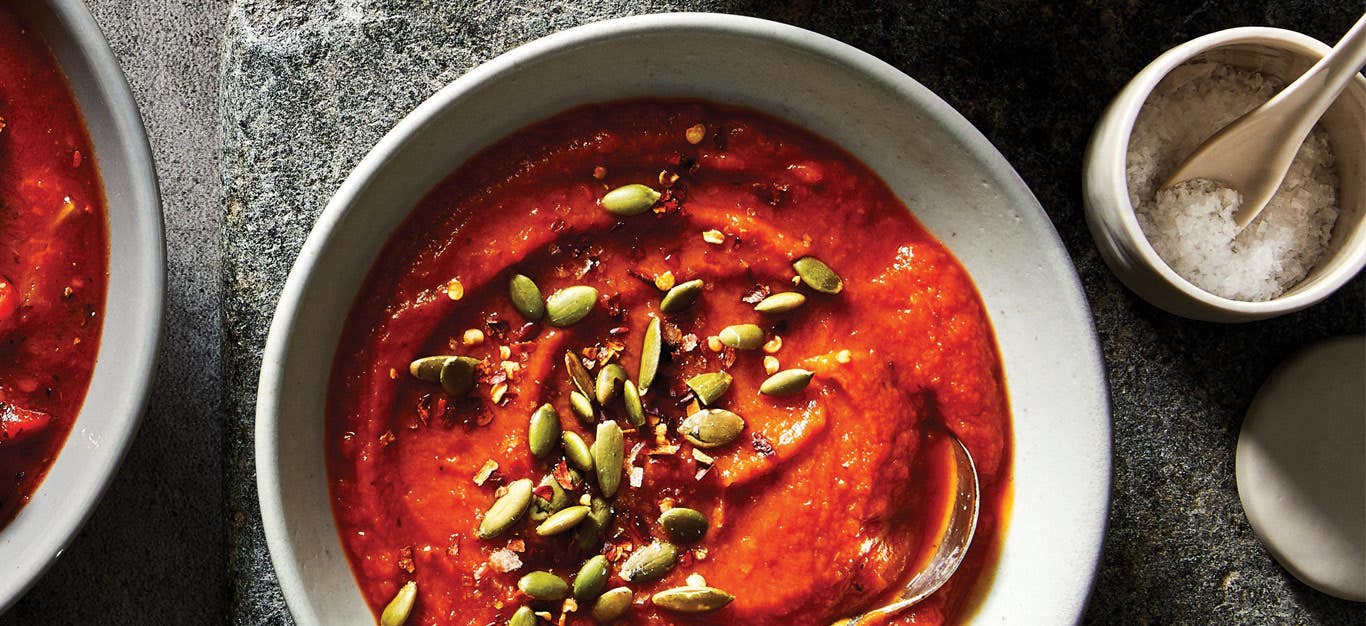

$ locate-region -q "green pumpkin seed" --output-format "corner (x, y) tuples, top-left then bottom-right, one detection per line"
(680, 408), (746, 449)
(593, 421), (624, 498)
(572, 555), (610, 602)
(509, 274), (545, 321)
(380, 580), (417, 626)
(408, 356), (449, 382)
(718, 324), (764, 350)
(405, 355), (480, 396)
(508, 606), (537, 626)
(574, 496), (613, 550)
(477, 478), (533, 539)
(792, 256), (843, 294)
(528, 403), (562, 459)
(651, 586), (734, 613)
(759, 368), (814, 397)
(569, 390), (595, 424)
(565, 351), (595, 398)
(591, 587), (634, 622)
(638, 317), (662, 393)
(754, 291), (807, 314)
(659, 507), (708, 543)
(529, 475), (569, 521)
(562, 431), (594, 471)
(620, 541), (678, 582)
(623, 379), (646, 428)
(518, 571), (569, 601)
(595, 363), (627, 405)
(536, 505), (590, 536)
(660, 279), (704, 313)
(600, 183), (661, 216)
(546, 285), (598, 327)
(685, 371), (732, 406)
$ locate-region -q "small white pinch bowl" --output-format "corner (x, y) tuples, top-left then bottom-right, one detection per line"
(1084, 27), (1366, 322)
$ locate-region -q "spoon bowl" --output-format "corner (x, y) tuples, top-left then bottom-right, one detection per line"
(1162, 14), (1366, 229)
(835, 431), (980, 625)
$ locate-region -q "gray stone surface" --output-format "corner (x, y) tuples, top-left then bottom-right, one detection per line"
(1, 0), (231, 624)
(209, 1), (1361, 625)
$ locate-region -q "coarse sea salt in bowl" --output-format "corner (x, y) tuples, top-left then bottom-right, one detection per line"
(1084, 27), (1366, 322)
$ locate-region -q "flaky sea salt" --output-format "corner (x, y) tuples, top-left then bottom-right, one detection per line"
(488, 548), (522, 572)
(1126, 62), (1340, 301)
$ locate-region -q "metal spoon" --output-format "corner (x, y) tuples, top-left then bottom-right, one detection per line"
(833, 432), (980, 626)
(1162, 13), (1366, 229)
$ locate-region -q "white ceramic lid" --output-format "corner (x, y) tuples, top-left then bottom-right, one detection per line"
(1237, 335), (1366, 602)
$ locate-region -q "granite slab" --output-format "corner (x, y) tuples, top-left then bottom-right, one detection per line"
(221, 1), (1365, 624)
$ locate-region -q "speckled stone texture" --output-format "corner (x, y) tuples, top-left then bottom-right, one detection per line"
(221, 1), (1365, 624)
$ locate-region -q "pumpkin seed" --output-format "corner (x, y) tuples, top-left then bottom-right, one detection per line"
(518, 571), (569, 601)
(408, 356), (449, 382)
(595, 363), (627, 405)
(660, 279), (704, 313)
(572, 555), (610, 602)
(477, 478), (533, 539)
(659, 507), (708, 543)
(754, 291), (807, 314)
(759, 368), (814, 396)
(620, 541), (678, 582)
(792, 256), (843, 294)
(569, 390), (595, 424)
(379, 580), (417, 626)
(508, 606), (537, 626)
(718, 324), (764, 350)
(565, 351), (595, 398)
(600, 183), (661, 216)
(574, 496), (613, 550)
(592, 421), (624, 498)
(562, 431), (594, 471)
(651, 586), (734, 613)
(591, 587), (634, 622)
(528, 403), (562, 459)
(536, 504), (590, 536)
(638, 317), (662, 393)
(680, 409), (746, 449)
(509, 274), (545, 321)
(529, 475), (569, 521)
(546, 285), (598, 327)
(685, 372), (732, 406)
(623, 379), (646, 428)
(439, 356), (480, 397)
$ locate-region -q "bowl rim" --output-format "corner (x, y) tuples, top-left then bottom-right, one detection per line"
(257, 12), (1109, 623)
(1093, 26), (1366, 314)
(0, 0), (164, 613)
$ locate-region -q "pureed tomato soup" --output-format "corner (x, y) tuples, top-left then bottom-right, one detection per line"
(0, 3), (109, 527)
(328, 100), (1011, 625)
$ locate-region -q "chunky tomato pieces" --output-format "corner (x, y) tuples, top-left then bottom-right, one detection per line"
(0, 3), (109, 526)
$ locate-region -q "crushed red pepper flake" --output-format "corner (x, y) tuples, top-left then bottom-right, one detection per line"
(752, 431), (776, 458)
(741, 283), (771, 304)
(379, 429), (396, 446)
(552, 460), (580, 490)
(398, 546), (415, 573)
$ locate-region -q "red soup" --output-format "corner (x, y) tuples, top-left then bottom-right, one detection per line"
(328, 100), (1011, 625)
(0, 4), (110, 527)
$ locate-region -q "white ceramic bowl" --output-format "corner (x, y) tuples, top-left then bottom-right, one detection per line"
(0, 0), (164, 614)
(258, 13), (1109, 624)
(1083, 27), (1366, 322)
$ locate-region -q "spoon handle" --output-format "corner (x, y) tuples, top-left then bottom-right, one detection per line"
(1273, 13), (1366, 141)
